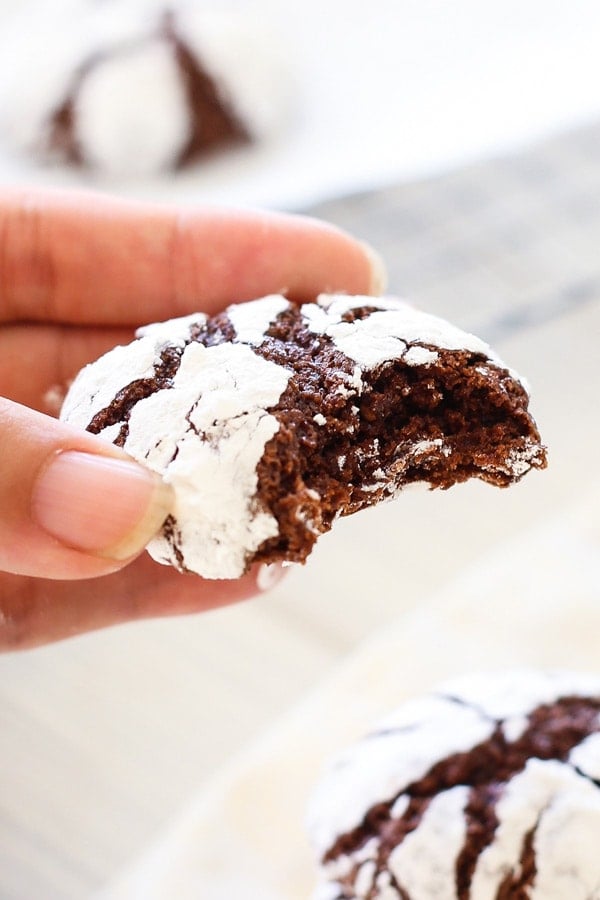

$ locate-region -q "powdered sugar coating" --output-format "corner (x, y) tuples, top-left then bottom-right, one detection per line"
(305, 294), (515, 376)
(227, 294), (290, 345)
(61, 310), (291, 578)
(61, 294), (543, 579)
(126, 342), (289, 577)
(136, 312), (207, 346)
(569, 733), (600, 781)
(470, 760), (600, 899)
(74, 38), (190, 176)
(174, 5), (289, 140)
(308, 694), (495, 854)
(387, 786), (470, 899)
(440, 669), (600, 720)
(60, 337), (163, 427)
(309, 670), (600, 900)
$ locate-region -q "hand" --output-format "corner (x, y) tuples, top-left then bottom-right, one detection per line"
(0, 188), (383, 650)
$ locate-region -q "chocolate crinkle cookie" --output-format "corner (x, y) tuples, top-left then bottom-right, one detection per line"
(60, 294), (547, 579)
(308, 670), (600, 900)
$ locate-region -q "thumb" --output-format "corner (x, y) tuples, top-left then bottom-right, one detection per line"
(0, 397), (173, 579)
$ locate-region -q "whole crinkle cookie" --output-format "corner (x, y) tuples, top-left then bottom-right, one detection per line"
(0, 4), (286, 177)
(60, 294), (547, 579)
(307, 669), (600, 900)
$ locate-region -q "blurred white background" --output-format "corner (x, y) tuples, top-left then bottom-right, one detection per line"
(1, 0), (600, 208)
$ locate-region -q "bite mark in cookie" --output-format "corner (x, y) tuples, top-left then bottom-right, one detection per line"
(60, 294), (547, 579)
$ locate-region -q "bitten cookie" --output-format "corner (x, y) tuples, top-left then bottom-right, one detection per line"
(60, 294), (547, 578)
(308, 670), (600, 900)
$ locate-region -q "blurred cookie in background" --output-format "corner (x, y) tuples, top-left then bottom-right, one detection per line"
(0, 0), (289, 178)
(308, 670), (600, 900)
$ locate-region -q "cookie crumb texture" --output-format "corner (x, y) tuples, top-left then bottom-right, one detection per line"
(60, 295), (546, 578)
(308, 671), (600, 900)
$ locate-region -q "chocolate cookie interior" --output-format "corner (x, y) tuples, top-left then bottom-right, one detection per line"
(246, 304), (545, 565)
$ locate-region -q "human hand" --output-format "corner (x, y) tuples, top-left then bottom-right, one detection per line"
(0, 188), (383, 650)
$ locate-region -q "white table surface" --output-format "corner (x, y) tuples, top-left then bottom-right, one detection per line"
(1, 141), (600, 895)
(101, 481), (600, 900)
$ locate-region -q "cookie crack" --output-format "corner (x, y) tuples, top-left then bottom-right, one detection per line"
(323, 697), (600, 900)
(86, 345), (184, 446)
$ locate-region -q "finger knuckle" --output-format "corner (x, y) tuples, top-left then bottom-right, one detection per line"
(0, 191), (56, 321)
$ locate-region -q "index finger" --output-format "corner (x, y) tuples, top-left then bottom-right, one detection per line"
(0, 188), (384, 326)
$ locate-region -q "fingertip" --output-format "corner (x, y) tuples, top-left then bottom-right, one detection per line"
(360, 241), (388, 295)
(272, 217), (387, 302)
(32, 451), (173, 563)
